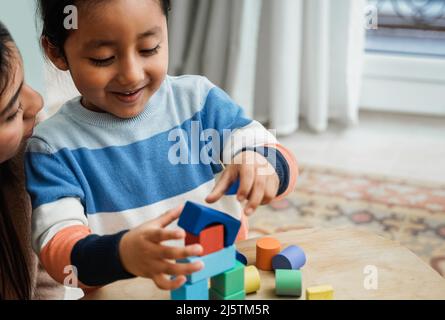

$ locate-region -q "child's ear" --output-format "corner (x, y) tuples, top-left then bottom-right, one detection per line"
(41, 37), (69, 71)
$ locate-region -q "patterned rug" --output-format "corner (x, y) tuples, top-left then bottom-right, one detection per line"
(248, 165), (445, 277)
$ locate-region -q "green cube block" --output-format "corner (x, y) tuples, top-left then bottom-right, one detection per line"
(210, 260), (245, 296)
(209, 288), (246, 300)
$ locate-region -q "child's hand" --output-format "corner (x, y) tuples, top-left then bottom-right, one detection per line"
(119, 205), (204, 290)
(206, 151), (279, 216)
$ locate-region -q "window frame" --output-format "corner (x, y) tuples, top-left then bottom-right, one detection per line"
(360, 52), (445, 116)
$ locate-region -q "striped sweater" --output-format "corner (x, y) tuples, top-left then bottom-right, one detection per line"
(25, 75), (298, 290)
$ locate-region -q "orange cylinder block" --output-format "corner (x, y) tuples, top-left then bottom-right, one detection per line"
(256, 237), (281, 271)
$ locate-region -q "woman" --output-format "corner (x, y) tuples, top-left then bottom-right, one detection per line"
(0, 21), (64, 299)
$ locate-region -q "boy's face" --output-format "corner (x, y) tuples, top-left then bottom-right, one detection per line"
(62, 0), (168, 119)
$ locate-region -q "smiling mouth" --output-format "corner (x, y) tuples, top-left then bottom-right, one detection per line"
(112, 86), (146, 104)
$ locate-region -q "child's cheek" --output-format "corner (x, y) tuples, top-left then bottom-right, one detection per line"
(73, 66), (113, 93)
(148, 56), (168, 91)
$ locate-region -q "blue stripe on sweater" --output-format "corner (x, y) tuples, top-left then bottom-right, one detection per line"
(26, 87), (252, 214)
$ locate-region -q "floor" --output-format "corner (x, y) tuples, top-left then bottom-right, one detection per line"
(280, 110), (445, 185)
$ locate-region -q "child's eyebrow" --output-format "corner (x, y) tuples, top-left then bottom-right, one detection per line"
(85, 39), (116, 50)
(137, 27), (162, 39)
(85, 27), (162, 50)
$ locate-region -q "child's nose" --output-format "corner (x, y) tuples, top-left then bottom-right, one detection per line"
(21, 84), (43, 119)
(117, 57), (145, 88)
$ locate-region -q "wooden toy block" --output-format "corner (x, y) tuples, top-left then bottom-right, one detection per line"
(275, 269), (302, 297)
(272, 245), (306, 270)
(209, 288), (246, 300)
(256, 237), (281, 271)
(244, 265), (261, 294)
(171, 279), (209, 300)
(225, 179), (240, 195)
(178, 201), (241, 247)
(306, 285), (334, 300)
(185, 224), (224, 256)
(236, 250), (248, 265)
(178, 245), (236, 284)
(210, 261), (245, 296)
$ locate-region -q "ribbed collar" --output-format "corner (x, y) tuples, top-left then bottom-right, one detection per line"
(61, 96), (158, 129)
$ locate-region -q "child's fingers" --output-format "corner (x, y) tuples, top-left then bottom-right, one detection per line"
(244, 175), (266, 215)
(262, 176), (280, 205)
(164, 260), (204, 277)
(153, 274), (186, 291)
(158, 243), (203, 260)
(237, 164), (255, 202)
(154, 205), (185, 228)
(147, 228), (185, 243)
(205, 168), (236, 203)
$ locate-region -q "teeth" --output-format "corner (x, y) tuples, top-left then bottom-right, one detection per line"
(122, 90), (137, 95)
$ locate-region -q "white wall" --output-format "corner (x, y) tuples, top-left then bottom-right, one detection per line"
(0, 1), (45, 95)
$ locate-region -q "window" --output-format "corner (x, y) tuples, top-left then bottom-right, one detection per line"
(367, 0), (445, 57)
(360, 0), (445, 115)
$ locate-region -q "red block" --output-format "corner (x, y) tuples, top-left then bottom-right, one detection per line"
(185, 224), (224, 256)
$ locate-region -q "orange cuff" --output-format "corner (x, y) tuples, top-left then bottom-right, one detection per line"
(265, 143), (299, 201)
(39, 225), (96, 290)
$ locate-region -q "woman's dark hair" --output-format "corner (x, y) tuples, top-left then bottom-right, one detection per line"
(0, 21), (14, 96)
(38, 0), (171, 57)
(0, 21), (32, 300)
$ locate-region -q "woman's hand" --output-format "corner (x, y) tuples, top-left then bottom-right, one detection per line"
(206, 151), (280, 216)
(119, 205), (204, 290)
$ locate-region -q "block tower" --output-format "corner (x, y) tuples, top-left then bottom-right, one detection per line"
(171, 201), (246, 300)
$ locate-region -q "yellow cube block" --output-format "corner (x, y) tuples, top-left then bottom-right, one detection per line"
(306, 285), (334, 300)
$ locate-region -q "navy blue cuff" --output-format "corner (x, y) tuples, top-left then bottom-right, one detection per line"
(238, 147), (290, 196)
(71, 230), (134, 287)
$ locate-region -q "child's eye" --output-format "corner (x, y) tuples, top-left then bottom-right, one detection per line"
(141, 45), (160, 56)
(6, 104), (23, 122)
(90, 57), (115, 67)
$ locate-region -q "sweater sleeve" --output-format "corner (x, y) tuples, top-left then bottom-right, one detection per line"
(239, 146), (295, 197)
(200, 84), (298, 199)
(25, 138), (134, 289)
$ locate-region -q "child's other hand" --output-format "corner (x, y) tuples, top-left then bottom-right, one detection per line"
(119, 205), (204, 291)
(206, 151), (279, 216)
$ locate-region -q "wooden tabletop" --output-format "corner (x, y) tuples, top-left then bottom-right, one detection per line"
(84, 227), (445, 300)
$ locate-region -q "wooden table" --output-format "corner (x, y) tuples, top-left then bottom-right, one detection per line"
(84, 227), (445, 300)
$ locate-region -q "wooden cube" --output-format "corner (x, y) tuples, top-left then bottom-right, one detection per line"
(209, 288), (245, 300)
(306, 285), (334, 300)
(178, 245), (236, 284)
(210, 261), (245, 296)
(171, 279), (209, 300)
(185, 224), (224, 256)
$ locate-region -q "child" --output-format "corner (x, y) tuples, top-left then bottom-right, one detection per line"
(27, 0), (298, 293)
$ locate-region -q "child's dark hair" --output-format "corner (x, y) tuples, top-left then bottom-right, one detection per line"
(37, 0), (171, 57)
